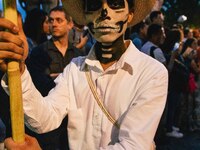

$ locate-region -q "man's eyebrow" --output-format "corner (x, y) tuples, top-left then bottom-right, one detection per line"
(49, 17), (64, 20)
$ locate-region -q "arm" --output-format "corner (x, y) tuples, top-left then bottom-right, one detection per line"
(21, 67), (69, 133)
(75, 33), (88, 49)
(190, 59), (200, 74)
(167, 50), (179, 72)
(154, 48), (167, 66)
(1, 66), (69, 134)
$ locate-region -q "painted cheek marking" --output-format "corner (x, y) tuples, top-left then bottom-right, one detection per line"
(116, 18), (128, 33)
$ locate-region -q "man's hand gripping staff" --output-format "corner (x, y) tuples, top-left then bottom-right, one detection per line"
(1, 0), (28, 143)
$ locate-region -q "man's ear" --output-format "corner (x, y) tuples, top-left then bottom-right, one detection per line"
(127, 12), (133, 24)
(68, 20), (74, 30)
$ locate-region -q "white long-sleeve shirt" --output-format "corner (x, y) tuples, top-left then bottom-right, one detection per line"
(2, 41), (168, 150)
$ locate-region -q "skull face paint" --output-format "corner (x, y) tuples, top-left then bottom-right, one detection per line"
(85, 0), (125, 12)
(84, 0), (130, 43)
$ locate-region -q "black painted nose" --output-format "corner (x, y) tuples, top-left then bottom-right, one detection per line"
(101, 8), (108, 19)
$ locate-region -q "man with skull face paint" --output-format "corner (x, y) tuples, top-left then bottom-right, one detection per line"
(0, 0), (168, 149)
(85, 0), (134, 66)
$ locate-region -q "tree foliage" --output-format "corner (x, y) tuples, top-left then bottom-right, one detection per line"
(162, 0), (200, 28)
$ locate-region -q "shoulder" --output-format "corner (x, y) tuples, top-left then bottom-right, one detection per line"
(131, 48), (168, 77)
(30, 41), (49, 55)
(141, 41), (152, 51)
(154, 48), (166, 58)
(68, 56), (87, 69)
(127, 42), (167, 73)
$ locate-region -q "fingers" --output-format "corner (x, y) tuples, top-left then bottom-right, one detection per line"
(4, 137), (18, 150)
(0, 17), (27, 73)
(0, 30), (24, 61)
(5, 134), (41, 150)
(0, 43), (24, 61)
(0, 31), (23, 46)
(24, 134), (38, 144)
(17, 13), (29, 60)
(24, 134), (42, 150)
(0, 18), (19, 34)
(17, 13), (23, 31)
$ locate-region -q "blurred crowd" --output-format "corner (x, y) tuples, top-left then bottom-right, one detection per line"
(126, 10), (200, 140)
(0, 2), (200, 150)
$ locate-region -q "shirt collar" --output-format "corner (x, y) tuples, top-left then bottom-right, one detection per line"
(81, 40), (138, 75)
(47, 39), (74, 51)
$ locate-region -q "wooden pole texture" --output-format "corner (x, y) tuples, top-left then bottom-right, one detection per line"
(3, 0), (25, 143)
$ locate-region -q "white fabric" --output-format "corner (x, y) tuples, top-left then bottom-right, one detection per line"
(0, 143), (4, 150)
(141, 41), (166, 64)
(2, 41), (168, 150)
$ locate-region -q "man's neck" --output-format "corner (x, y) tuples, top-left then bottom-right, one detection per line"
(53, 35), (69, 56)
(95, 36), (127, 70)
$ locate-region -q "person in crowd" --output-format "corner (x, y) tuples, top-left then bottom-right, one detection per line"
(193, 29), (200, 40)
(141, 23), (166, 65)
(0, 0), (168, 149)
(161, 28), (185, 138)
(188, 39), (200, 131)
(19, 0), (60, 14)
(178, 37), (199, 132)
(43, 15), (52, 40)
(191, 36), (200, 131)
(26, 6), (85, 150)
(129, 20), (148, 50)
(172, 24), (184, 31)
(183, 27), (193, 42)
(149, 10), (165, 26)
(68, 21), (89, 53)
(161, 28), (184, 71)
(23, 8), (49, 55)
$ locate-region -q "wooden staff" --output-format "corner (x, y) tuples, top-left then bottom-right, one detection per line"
(3, 0), (25, 143)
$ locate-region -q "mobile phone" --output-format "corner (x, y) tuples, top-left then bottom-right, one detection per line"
(173, 42), (179, 51)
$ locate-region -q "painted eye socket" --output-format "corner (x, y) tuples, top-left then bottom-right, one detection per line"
(85, 0), (102, 12)
(107, 0), (125, 9)
(84, 0), (125, 12)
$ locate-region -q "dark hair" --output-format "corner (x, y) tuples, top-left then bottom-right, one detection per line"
(23, 8), (47, 45)
(49, 6), (71, 22)
(131, 20), (147, 33)
(161, 29), (183, 53)
(149, 11), (162, 22)
(147, 24), (163, 39)
(172, 24), (184, 30)
(183, 27), (192, 37)
(181, 38), (197, 55)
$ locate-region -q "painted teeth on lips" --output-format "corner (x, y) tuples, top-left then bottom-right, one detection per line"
(93, 26), (120, 33)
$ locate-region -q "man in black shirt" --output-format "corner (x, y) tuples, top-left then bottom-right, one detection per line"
(26, 6), (84, 150)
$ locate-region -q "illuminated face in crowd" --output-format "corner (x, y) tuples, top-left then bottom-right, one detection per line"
(153, 13), (164, 26)
(84, 0), (133, 44)
(49, 11), (72, 38)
